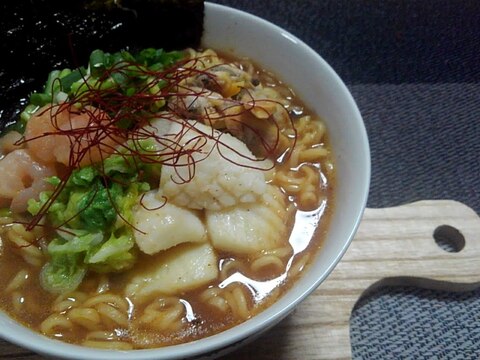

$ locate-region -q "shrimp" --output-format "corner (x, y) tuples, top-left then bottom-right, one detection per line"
(0, 131), (23, 157)
(24, 104), (119, 167)
(0, 149), (55, 213)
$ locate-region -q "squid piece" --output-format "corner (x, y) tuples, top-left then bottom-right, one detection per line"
(206, 185), (289, 255)
(133, 191), (206, 255)
(126, 242), (218, 301)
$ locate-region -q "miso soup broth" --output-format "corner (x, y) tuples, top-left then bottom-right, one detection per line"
(0, 48), (334, 349)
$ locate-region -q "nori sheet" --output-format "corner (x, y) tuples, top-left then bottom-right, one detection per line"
(0, 0), (204, 130)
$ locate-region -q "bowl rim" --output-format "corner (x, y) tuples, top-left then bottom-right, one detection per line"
(0, 2), (370, 359)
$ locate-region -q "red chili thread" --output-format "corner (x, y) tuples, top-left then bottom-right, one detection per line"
(14, 54), (297, 234)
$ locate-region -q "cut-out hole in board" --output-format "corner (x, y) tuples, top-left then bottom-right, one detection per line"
(433, 225), (465, 253)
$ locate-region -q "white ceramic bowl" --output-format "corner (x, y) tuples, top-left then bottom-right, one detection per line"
(0, 3), (370, 359)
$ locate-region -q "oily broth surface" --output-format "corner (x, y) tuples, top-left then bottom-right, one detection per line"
(0, 204), (334, 347)
(0, 50), (335, 348)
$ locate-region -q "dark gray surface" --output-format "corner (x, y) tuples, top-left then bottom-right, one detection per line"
(211, 1), (480, 359)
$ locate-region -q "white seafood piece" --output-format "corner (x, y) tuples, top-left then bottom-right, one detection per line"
(126, 243), (218, 300)
(206, 185), (288, 254)
(133, 191), (206, 255)
(145, 116), (173, 139)
(159, 120), (271, 210)
(139, 117), (186, 158)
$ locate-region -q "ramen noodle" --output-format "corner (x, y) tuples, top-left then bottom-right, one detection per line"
(0, 48), (334, 348)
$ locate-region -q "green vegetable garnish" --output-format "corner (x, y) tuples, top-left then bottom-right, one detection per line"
(29, 139), (158, 293)
(14, 47), (184, 135)
(13, 47), (181, 294)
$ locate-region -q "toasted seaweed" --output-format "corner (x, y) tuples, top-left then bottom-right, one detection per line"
(0, 0), (204, 130)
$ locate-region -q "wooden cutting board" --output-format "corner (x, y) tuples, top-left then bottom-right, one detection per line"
(1, 200), (480, 359)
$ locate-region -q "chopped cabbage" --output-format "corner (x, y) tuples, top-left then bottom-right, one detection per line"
(40, 231), (102, 294)
(31, 143), (156, 293)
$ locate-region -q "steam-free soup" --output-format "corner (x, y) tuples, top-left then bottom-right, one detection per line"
(0, 48), (334, 349)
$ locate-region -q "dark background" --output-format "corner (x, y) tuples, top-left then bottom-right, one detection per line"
(211, 1), (480, 359)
